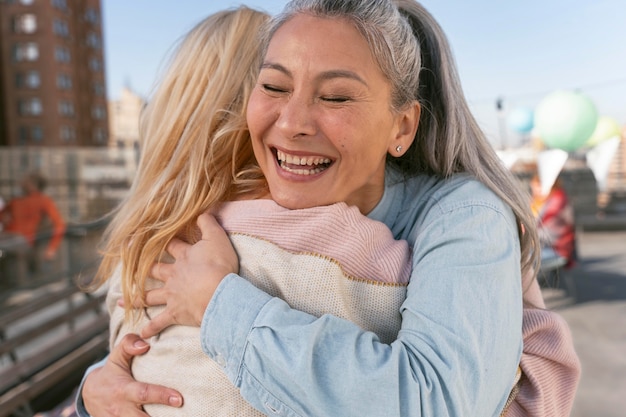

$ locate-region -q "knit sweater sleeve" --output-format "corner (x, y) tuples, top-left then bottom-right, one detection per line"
(507, 277), (581, 416)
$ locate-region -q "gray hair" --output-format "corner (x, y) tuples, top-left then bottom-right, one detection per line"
(264, 0), (541, 291)
(262, 0), (420, 112)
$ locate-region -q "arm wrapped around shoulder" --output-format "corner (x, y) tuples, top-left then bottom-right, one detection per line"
(507, 306), (581, 417)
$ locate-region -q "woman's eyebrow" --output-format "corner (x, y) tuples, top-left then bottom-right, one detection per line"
(318, 69), (367, 86)
(260, 61), (290, 76)
(260, 62), (367, 86)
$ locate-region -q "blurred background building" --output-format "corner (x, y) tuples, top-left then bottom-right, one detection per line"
(107, 86), (144, 151)
(0, 0), (139, 224)
(0, 0), (108, 147)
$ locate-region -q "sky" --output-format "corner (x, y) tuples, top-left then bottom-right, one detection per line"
(101, 0), (626, 148)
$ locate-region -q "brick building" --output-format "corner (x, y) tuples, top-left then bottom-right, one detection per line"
(0, 0), (108, 147)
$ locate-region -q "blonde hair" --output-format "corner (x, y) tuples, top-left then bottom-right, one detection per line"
(93, 7), (269, 312)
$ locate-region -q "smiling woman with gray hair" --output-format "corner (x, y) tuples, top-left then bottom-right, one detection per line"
(79, 1), (579, 416)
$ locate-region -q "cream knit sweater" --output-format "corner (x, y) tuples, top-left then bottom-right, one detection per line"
(109, 200), (580, 416)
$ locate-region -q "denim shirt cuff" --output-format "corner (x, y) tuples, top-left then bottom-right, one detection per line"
(74, 357), (107, 417)
(200, 273), (272, 385)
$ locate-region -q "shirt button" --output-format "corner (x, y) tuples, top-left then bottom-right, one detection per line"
(215, 353), (227, 367)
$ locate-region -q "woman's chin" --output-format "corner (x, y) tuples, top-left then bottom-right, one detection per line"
(271, 194), (330, 210)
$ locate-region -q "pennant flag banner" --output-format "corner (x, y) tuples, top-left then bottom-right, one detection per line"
(586, 135), (621, 192)
(496, 150), (519, 170)
(537, 149), (569, 195)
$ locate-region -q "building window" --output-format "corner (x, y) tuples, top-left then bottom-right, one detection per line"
(88, 57), (102, 71)
(13, 42), (39, 61)
(84, 8), (100, 24)
(59, 100), (74, 117)
(31, 126), (43, 142)
(14, 14), (37, 34)
(18, 126), (29, 145)
(93, 128), (107, 144)
(86, 32), (101, 48)
(53, 19), (69, 37)
(60, 125), (76, 142)
(18, 97), (43, 116)
(92, 82), (105, 96)
(51, 0), (67, 10)
(91, 105), (106, 120)
(54, 46), (71, 63)
(16, 70), (41, 89)
(57, 73), (72, 89)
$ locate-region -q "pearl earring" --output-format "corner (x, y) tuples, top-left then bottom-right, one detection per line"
(396, 145), (403, 153)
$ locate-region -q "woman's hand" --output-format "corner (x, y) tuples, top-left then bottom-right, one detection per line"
(141, 212), (239, 338)
(83, 334), (183, 416)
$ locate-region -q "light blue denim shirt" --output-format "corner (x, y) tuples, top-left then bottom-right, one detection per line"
(76, 170), (522, 417)
(201, 171), (523, 416)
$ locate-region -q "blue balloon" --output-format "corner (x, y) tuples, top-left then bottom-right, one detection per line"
(507, 107), (534, 133)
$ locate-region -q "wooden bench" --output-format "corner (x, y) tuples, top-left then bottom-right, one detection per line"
(0, 280), (109, 417)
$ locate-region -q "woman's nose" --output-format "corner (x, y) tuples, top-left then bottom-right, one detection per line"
(274, 93), (316, 139)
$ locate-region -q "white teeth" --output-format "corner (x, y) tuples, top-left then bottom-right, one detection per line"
(281, 165), (327, 175)
(276, 150), (331, 166)
(275, 150), (331, 175)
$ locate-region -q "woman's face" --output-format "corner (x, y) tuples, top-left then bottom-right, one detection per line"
(247, 14), (418, 214)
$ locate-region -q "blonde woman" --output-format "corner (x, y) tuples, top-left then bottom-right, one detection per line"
(83, 6), (412, 416)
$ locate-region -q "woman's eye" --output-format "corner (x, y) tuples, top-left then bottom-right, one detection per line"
(321, 96), (350, 103)
(262, 84), (287, 94)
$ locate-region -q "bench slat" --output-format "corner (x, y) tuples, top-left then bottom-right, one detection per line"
(0, 332), (109, 417)
(0, 313), (109, 395)
(0, 286), (77, 329)
(0, 292), (105, 356)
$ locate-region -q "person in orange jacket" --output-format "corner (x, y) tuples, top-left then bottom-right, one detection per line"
(0, 172), (66, 260)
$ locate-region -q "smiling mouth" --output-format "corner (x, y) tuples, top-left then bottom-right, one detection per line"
(275, 149), (333, 175)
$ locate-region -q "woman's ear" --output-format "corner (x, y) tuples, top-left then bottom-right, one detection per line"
(389, 101), (420, 156)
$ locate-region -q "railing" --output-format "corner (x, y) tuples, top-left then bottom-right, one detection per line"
(0, 219), (110, 416)
(0, 218), (108, 296)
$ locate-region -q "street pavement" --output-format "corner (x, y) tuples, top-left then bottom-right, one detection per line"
(542, 229), (626, 417)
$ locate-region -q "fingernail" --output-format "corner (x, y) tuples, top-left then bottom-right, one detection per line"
(133, 339), (148, 349)
(169, 396), (182, 407)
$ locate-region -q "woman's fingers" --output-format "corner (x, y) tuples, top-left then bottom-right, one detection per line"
(145, 288), (168, 306)
(126, 380), (183, 409)
(197, 212), (218, 240)
(166, 237), (190, 259)
(137, 213), (236, 338)
(114, 335), (182, 407)
(140, 312), (173, 339)
(117, 288), (166, 309)
(83, 334), (183, 416)
(150, 261), (172, 282)
(114, 333), (150, 362)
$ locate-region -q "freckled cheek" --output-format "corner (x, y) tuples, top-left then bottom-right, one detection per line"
(324, 119), (365, 156)
(322, 116), (354, 145)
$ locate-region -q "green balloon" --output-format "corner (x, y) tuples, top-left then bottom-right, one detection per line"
(535, 90), (598, 152)
(586, 116), (621, 147)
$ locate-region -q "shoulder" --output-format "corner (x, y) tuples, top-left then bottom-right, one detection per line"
(383, 172), (516, 242)
(398, 172), (511, 215)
